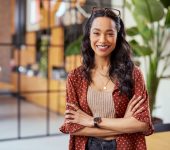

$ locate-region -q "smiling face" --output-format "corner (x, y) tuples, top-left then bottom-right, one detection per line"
(90, 17), (118, 58)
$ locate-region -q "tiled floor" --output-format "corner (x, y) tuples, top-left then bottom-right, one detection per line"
(0, 95), (69, 150)
(1, 95), (170, 150)
(0, 135), (69, 150)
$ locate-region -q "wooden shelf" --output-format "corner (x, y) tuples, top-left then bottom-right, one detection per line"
(11, 73), (66, 114)
(25, 32), (36, 45)
(50, 27), (64, 45)
(14, 46), (36, 66)
(0, 82), (14, 90)
(65, 55), (81, 72)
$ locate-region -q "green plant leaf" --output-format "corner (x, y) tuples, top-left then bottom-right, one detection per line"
(125, 1), (132, 10)
(129, 40), (153, 56)
(127, 0), (170, 114)
(146, 56), (159, 112)
(133, 0), (164, 22)
(65, 36), (83, 56)
(138, 24), (153, 42)
(160, 0), (170, 8)
(165, 8), (170, 28)
(126, 27), (139, 36)
(131, 11), (154, 43)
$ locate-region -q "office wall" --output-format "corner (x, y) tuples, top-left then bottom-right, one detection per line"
(0, 0), (12, 82)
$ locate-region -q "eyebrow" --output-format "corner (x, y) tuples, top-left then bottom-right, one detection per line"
(92, 28), (116, 32)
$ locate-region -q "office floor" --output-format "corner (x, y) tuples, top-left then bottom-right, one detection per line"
(0, 95), (69, 150)
(1, 95), (170, 150)
(0, 135), (69, 150)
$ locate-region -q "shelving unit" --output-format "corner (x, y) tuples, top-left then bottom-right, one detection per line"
(11, 1), (67, 114)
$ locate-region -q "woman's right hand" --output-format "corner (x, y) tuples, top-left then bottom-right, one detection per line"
(124, 95), (145, 118)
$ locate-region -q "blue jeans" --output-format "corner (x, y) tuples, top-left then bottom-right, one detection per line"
(86, 137), (117, 150)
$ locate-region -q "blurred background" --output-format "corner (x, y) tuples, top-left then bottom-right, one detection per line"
(0, 0), (170, 149)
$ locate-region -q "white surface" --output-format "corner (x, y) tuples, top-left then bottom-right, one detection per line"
(0, 95), (69, 150)
(0, 135), (69, 150)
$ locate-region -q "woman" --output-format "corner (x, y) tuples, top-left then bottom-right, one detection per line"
(60, 7), (153, 150)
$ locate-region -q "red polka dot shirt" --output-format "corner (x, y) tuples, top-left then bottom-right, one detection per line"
(60, 66), (154, 150)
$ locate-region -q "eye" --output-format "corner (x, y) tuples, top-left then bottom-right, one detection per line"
(93, 32), (100, 35)
(107, 33), (115, 36)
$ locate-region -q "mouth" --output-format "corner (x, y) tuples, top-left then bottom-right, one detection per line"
(96, 45), (110, 51)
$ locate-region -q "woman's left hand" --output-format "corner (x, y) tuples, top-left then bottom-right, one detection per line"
(65, 103), (93, 127)
(124, 95), (145, 118)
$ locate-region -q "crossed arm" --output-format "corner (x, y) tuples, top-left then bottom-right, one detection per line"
(64, 95), (149, 137)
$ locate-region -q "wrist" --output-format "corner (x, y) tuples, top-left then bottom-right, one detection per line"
(93, 117), (102, 128)
(89, 117), (94, 127)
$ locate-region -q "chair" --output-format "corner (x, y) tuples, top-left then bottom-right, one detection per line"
(154, 123), (170, 132)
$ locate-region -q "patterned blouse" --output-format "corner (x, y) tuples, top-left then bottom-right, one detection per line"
(60, 66), (154, 150)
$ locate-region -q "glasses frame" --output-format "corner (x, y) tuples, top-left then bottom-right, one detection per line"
(92, 7), (121, 17)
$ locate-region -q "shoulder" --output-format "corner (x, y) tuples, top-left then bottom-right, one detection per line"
(133, 65), (143, 77)
(67, 65), (85, 80)
(132, 65), (145, 83)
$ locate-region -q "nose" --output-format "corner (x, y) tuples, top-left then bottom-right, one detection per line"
(99, 34), (106, 43)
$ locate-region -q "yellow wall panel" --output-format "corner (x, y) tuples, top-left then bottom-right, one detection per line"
(25, 32), (36, 45)
(49, 47), (64, 67)
(14, 46), (35, 66)
(50, 27), (64, 45)
(65, 55), (81, 72)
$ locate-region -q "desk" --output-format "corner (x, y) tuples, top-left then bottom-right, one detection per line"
(146, 132), (170, 150)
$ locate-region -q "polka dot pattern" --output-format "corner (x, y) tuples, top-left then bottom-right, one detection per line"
(60, 66), (154, 150)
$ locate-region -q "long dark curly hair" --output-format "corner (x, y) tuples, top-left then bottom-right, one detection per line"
(81, 8), (134, 99)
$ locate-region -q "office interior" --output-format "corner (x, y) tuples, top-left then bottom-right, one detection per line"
(0, 0), (170, 149)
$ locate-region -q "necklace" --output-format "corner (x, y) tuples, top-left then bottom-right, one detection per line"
(96, 70), (109, 77)
(95, 69), (110, 90)
(103, 78), (110, 90)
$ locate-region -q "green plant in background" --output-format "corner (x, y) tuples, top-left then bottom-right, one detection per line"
(65, 35), (83, 56)
(39, 35), (49, 76)
(126, 0), (170, 114)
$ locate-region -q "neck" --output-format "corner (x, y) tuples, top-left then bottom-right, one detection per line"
(94, 56), (110, 70)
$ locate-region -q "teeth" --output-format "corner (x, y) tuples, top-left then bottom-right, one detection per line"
(97, 45), (108, 48)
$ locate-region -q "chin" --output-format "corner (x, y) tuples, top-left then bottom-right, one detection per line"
(96, 50), (113, 57)
(96, 53), (111, 58)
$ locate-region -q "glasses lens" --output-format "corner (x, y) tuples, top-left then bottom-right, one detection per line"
(105, 8), (120, 16)
(111, 9), (120, 16)
(92, 7), (120, 17)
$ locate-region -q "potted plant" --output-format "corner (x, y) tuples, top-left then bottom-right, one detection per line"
(125, 0), (170, 117)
